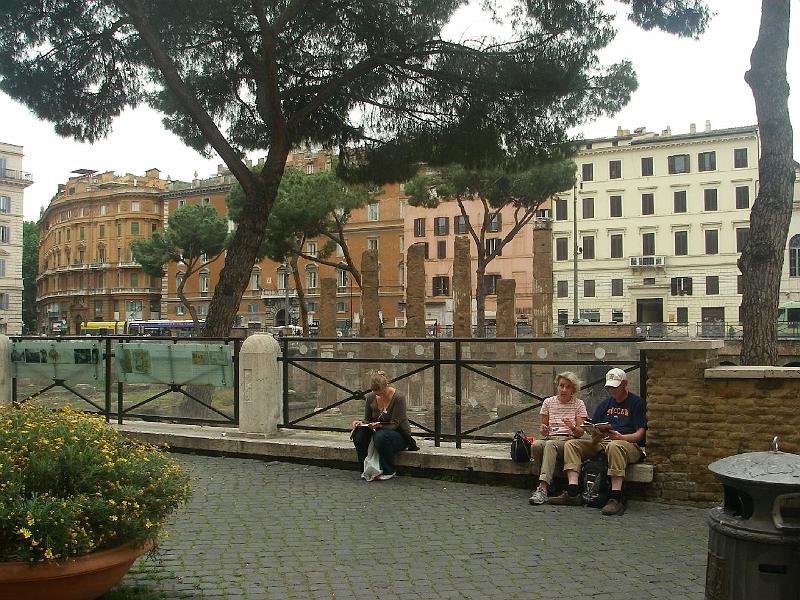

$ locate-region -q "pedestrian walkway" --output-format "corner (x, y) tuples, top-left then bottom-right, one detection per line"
(120, 454), (709, 599)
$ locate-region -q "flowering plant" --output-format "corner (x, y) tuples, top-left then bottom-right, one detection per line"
(0, 404), (190, 562)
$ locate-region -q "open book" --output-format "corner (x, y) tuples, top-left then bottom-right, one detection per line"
(582, 420), (612, 436)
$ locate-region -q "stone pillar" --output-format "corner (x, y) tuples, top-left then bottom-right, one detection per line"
(318, 277), (337, 338)
(239, 334), (282, 434)
(0, 335), (11, 405)
(453, 236), (472, 338)
(405, 243), (426, 338)
(360, 249), (380, 337)
(531, 219), (553, 337)
(495, 280), (516, 407)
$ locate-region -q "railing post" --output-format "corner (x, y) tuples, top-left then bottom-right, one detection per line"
(232, 339), (240, 426)
(104, 337), (112, 422)
(455, 340), (462, 449)
(281, 337), (289, 426)
(117, 381), (123, 425)
(433, 339), (441, 448)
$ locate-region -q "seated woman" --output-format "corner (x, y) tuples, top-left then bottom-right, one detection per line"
(528, 371), (587, 505)
(351, 371), (417, 481)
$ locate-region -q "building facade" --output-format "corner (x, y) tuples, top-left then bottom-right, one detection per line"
(0, 143), (32, 334)
(552, 123), (760, 334)
(36, 169), (165, 333)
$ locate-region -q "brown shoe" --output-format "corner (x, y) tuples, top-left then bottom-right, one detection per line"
(548, 491), (582, 506)
(601, 497), (626, 516)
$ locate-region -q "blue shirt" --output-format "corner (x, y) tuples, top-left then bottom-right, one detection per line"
(593, 392), (647, 447)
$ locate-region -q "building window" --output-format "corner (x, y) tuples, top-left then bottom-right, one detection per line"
(306, 268), (317, 290)
(367, 203), (379, 221)
(557, 280), (568, 298)
(434, 216), (449, 235)
(698, 151), (716, 172)
(582, 235), (595, 259)
(581, 163), (593, 182)
(307, 241), (317, 257)
(705, 229), (719, 255)
(736, 227), (750, 252)
(336, 301), (346, 313)
(641, 193), (654, 216)
(399, 235), (404, 252)
(399, 199), (406, 218)
(0, 293), (9, 310)
(420, 241), (430, 259)
(557, 310), (569, 326)
(130, 272), (138, 288)
(486, 212), (501, 232)
(555, 199), (568, 221)
(790, 235), (800, 276)
(582, 197), (594, 219)
(100, 205), (107, 216)
(116, 223), (121, 237)
(611, 279), (623, 296)
(250, 269), (261, 291)
(610, 234), (623, 258)
(413, 218), (425, 237)
(611, 309), (624, 323)
(337, 268), (348, 289)
(432, 275), (450, 296)
(671, 277), (693, 296)
(706, 276), (720, 295)
(66, 228), (71, 242)
(0, 259), (5, 277)
(735, 186), (750, 209)
(674, 230), (688, 256)
(609, 160), (621, 179)
(199, 270), (209, 293)
(247, 304), (257, 314)
(335, 242), (344, 257)
(673, 190), (687, 213)
(0, 225), (9, 243)
(580, 308), (600, 322)
(734, 148), (748, 168)
(704, 188), (718, 211)
(197, 303), (208, 316)
(583, 279), (595, 298)
(176, 271), (184, 291)
(555, 237), (568, 261)
(454, 214), (469, 234)
(437, 240), (446, 259)
(609, 195), (622, 218)
(130, 222), (139, 235)
(485, 238), (501, 256)
(642, 232), (655, 256)
(79, 226), (85, 240)
(641, 157), (654, 177)
(668, 154), (690, 174)
(676, 307), (688, 323)
(99, 224), (105, 238)
(484, 274), (501, 295)
(0, 196), (9, 213)
(131, 201), (140, 212)
(367, 237), (378, 251)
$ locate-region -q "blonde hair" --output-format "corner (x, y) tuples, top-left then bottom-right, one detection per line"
(555, 371), (582, 393)
(369, 371), (389, 392)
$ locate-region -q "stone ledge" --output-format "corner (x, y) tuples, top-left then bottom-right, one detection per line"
(639, 340), (724, 350)
(114, 421), (652, 482)
(705, 366), (800, 379)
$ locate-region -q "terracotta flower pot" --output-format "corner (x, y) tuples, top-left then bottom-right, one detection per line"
(0, 540), (153, 600)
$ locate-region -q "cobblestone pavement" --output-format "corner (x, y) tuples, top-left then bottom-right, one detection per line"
(122, 454), (709, 599)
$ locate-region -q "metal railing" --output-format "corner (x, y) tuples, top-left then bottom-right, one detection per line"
(10, 335), (241, 426)
(277, 336), (646, 447)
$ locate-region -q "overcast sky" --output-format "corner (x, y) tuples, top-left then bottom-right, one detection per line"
(2, 0), (797, 222)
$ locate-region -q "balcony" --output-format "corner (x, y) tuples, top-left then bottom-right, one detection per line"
(629, 255), (665, 268)
(0, 168), (33, 186)
(261, 289), (298, 300)
(118, 260), (141, 268)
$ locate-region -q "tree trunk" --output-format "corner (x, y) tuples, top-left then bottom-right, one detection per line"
(291, 254), (309, 335)
(739, 0), (795, 365)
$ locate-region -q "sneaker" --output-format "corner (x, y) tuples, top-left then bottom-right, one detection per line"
(376, 472), (396, 481)
(528, 489), (548, 505)
(601, 497), (626, 516)
(548, 491), (582, 506)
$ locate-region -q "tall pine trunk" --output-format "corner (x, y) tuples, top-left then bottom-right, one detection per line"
(739, 0), (795, 365)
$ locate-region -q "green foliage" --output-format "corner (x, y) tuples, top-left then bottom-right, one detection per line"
(22, 221), (38, 333)
(0, 404), (190, 562)
(131, 203), (228, 278)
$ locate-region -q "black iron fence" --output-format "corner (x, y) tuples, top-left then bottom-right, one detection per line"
(10, 335), (241, 426)
(277, 336), (646, 447)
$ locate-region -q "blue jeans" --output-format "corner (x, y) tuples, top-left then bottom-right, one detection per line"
(352, 428), (406, 475)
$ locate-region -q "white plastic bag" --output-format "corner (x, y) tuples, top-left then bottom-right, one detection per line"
(361, 439), (383, 481)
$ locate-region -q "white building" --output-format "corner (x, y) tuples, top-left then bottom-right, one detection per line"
(552, 123), (759, 335)
(0, 142), (32, 335)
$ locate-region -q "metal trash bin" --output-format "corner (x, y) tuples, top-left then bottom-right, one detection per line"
(705, 444), (800, 600)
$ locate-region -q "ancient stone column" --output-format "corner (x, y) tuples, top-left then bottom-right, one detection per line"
(316, 276), (338, 410)
(360, 249), (380, 337)
(453, 236), (472, 338)
(405, 243), (426, 338)
(495, 279), (516, 408)
(531, 219), (553, 337)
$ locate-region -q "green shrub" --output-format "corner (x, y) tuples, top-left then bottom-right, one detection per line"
(0, 404), (190, 562)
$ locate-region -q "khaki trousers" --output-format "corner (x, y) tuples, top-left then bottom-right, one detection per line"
(530, 435), (572, 485)
(563, 438), (644, 478)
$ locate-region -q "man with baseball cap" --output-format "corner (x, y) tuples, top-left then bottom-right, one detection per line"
(549, 367), (647, 515)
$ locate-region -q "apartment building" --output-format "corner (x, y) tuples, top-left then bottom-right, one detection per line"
(552, 123), (759, 332)
(36, 169), (165, 333)
(0, 143), (32, 334)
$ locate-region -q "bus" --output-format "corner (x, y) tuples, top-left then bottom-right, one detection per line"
(81, 321), (126, 335)
(127, 319), (204, 337)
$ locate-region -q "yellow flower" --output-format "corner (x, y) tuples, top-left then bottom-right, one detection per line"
(144, 519), (153, 528)
(109, 515), (118, 521)
(25, 513), (35, 526)
(17, 527), (32, 539)
(44, 549), (54, 559)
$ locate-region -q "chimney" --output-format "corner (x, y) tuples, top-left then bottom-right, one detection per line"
(690, 123), (696, 134)
(705, 120), (712, 132)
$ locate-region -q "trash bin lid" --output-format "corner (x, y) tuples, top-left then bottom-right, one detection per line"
(709, 451), (800, 488)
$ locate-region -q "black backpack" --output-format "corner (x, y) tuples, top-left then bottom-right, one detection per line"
(510, 431), (533, 463)
(579, 453), (610, 508)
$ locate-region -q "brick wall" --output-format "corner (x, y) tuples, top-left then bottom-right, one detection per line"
(642, 340), (800, 506)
